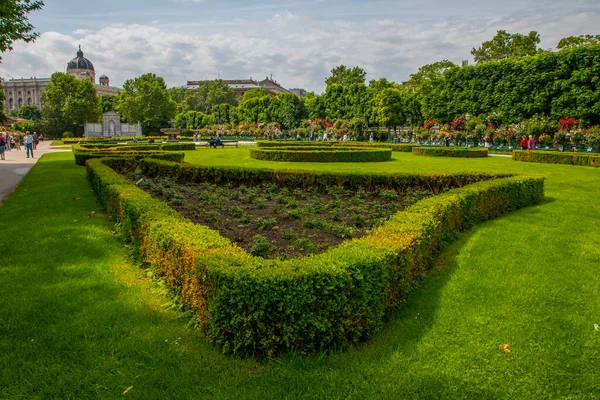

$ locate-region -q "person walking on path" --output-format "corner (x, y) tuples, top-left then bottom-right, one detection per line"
(369, 132), (374, 143)
(0, 134), (6, 160)
(24, 132), (34, 158)
(520, 136), (528, 150)
(13, 134), (21, 151)
(528, 135), (535, 150)
(33, 132), (39, 150)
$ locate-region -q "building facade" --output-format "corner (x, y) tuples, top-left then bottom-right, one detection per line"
(2, 46), (121, 113)
(184, 76), (304, 99)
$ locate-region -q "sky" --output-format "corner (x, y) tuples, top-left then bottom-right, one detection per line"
(1, 0), (599, 93)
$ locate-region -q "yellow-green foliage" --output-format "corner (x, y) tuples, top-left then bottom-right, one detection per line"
(250, 147), (392, 162)
(256, 141), (418, 152)
(412, 147), (489, 157)
(87, 158), (544, 356)
(513, 150), (599, 167)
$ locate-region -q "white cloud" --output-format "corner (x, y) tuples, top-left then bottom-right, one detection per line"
(1, 9), (599, 93)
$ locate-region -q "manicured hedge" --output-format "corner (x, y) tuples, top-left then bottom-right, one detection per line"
(78, 142), (196, 151)
(87, 158), (544, 356)
(256, 141), (418, 152)
(412, 147), (489, 158)
(513, 150), (600, 167)
(250, 147), (392, 162)
(75, 151), (185, 166)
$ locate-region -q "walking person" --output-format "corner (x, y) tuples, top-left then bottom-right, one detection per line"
(520, 136), (528, 150)
(527, 135), (535, 150)
(485, 134), (492, 148)
(32, 132), (39, 150)
(369, 132), (374, 143)
(444, 135), (450, 148)
(24, 131), (34, 158)
(0, 133), (6, 160)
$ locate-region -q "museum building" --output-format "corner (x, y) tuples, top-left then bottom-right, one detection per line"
(1, 46), (120, 113)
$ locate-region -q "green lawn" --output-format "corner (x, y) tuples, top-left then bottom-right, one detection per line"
(0, 149), (599, 398)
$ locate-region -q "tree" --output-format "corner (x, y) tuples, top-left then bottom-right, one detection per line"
(99, 94), (117, 113)
(372, 88), (404, 133)
(405, 60), (457, 89)
(302, 92), (324, 120)
(274, 92), (306, 130)
(13, 104), (41, 119)
(471, 30), (540, 63)
(557, 34), (600, 49)
(168, 80), (236, 114)
(116, 73), (177, 133)
(325, 65), (366, 88)
(41, 73), (99, 136)
(0, 0), (44, 62)
(236, 89), (272, 124)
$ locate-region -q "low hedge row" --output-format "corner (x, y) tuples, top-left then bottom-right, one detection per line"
(256, 141), (418, 152)
(250, 147), (392, 163)
(74, 151), (184, 166)
(412, 147), (489, 158)
(88, 158), (544, 356)
(513, 150), (600, 167)
(78, 143), (196, 151)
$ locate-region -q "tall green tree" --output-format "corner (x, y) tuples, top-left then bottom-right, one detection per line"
(99, 94), (117, 114)
(325, 65), (367, 88)
(302, 92), (325, 120)
(12, 104), (41, 119)
(0, 0), (44, 61)
(236, 89), (272, 124)
(116, 73), (176, 133)
(274, 92), (306, 130)
(471, 30), (541, 63)
(168, 80), (237, 114)
(557, 34), (600, 49)
(41, 73), (99, 136)
(372, 88), (404, 133)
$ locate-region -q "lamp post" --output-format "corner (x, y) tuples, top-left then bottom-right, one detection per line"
(465, 113), (471, 148)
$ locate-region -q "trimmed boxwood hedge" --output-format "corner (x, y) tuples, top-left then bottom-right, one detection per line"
(74, 151), (185, 166)
(250, 147), (392, 162)
(87, 157), (544, 357)
(256, 141), (418, 152)
(78, 142), (196, 151)
(513, 150), (600, 167)
(412, 147), (489, 158)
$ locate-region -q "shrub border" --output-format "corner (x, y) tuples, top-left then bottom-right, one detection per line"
(87, 158), (544, 357)
(256, 141), (418, 152)
(412, 147), (489, 158)
(513, 150), (600, 167)
(249, 147), (392, 162)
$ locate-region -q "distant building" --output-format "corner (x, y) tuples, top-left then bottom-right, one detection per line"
(2, 45), (121, 113)
(184, 76), (305, 99)
(288, 88), (307, 97)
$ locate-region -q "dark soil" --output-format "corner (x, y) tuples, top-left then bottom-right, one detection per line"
(126, 173), (433, 260)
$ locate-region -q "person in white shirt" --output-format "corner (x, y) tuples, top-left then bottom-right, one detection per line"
(24, 131), (34, 158)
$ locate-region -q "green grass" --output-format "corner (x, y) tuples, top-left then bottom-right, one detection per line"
(1, 149), (599, 398)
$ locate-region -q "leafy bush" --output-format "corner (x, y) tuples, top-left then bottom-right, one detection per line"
(250, 147), (392, 163)
(62, 131), (74, 138)
(412, 147), (489, 158)
(87, 158), (544, 357)
(513, 150), (599, 167)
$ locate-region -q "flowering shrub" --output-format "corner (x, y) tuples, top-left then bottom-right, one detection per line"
(422, 120), (440, 130)
(584, 128), (600, 147)
(559, 118), (579, 131)
(538, 134), (553, 146)
(450, 117), (466, 132)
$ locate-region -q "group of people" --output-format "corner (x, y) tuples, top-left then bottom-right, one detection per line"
(520, 135), (536, 150)
(0, 131), (40, 160)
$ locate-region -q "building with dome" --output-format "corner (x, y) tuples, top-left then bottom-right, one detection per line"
(1, 46), (120, 113)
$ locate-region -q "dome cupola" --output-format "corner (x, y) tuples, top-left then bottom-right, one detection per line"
(67, 45), (95, 71)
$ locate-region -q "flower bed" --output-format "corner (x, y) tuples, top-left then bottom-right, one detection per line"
(87, 157), (544, 356)
(412, 147), (489, 158)
(513, 150), (600, 167)
(250, 146), (392, 162)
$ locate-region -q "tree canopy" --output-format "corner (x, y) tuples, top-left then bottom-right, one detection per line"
(41, 73), (99, 136)
(116, 73), (177, 133)
(557, 34), (600, 49)
(168, 80), (236, 114)
(325, 65), (367, 88)
(9, 104), (41, 119)
(0, 0), (44, 61)
(471, 30), (541, 63)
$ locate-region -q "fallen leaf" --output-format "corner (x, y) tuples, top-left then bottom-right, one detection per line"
(499, 344), (511, 354)
(123, 385), (134, 395)
(272, 226), (279, 231)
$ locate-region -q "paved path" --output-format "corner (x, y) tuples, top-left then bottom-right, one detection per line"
(0, 141), (70, 203)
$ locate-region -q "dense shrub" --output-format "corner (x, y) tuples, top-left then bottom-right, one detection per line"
(412, 147), (489, 158)
(256, 141), (418, 152)
(74, 151), (185, 166)
(513, 150), (599, 167)
(62, 131), (74, 138)
(250, 147), (392, 162)
(87, 158), (544, 356)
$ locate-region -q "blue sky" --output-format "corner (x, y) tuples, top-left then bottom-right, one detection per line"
(1, 0), (599, 92)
